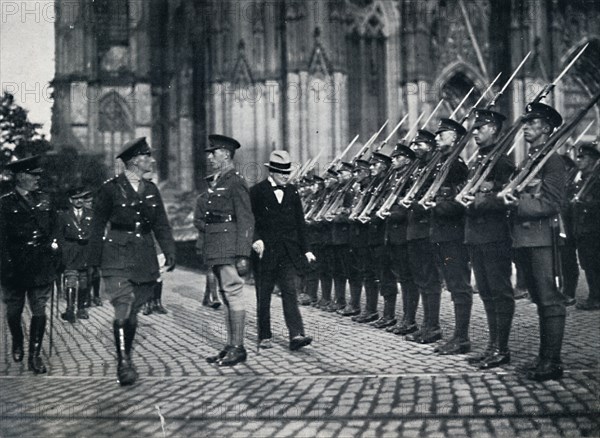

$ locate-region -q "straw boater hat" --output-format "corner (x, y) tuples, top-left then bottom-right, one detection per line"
(265, 150), (293, 174)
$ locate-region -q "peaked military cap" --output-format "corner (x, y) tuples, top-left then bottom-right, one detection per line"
(67, 186), (92, 199)
(339, 162), (354, 172)
(206, 134), (241, 153)
(578, 142), (600, 160)
(522, 102), (562, 128)
(326, 168), (339, 177)
(116, 137), (151, 162)
(5, 155), (43, 174)
(436, 118), (467, 136)
(410, 130), (436, 147)
(391, 144), (416, 160)
(473, 108), (507, 129)
(354, 159), (371, 170)
(313, 175), (325, 183)
(371, 151), (392, 165)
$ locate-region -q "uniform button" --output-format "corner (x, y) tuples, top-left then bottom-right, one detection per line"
(122, 204), (126, 207)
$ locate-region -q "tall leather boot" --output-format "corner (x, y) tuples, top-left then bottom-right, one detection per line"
(528, 315), (565, 381)
(28, 315), (47, 374)
(420, 293), (442, 344)
(7, 314), (24, 362)
(77, 286), (89, 319)
(437, 301), (471, 354)
(61, 288), (77, 323)
(318, 276), (333, 309)
(406, 291), (429, 342)
(152, 281), (168, 314)
(92, 274), (102, 306)
(468, 300), (497, 364)
(218, 310), (247, 366)
(113, 319), (137, 385)
(332, 277), (347, 309)
(340, 281), (362, 315)
(372, 294), (397, 328)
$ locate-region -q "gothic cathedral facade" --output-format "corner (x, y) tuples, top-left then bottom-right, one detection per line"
(52, 0), (600, 191)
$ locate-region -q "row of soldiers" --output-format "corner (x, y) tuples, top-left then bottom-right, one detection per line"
(294, 102), (599, 382)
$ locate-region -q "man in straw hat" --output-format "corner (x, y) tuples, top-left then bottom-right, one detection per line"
(251, 150), (315, 351)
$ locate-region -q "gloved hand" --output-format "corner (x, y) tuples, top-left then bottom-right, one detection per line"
(235, 256), (250, 276)
(165, 254), (176, 272)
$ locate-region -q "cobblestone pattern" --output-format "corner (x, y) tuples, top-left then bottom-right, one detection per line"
(0, 268), (599, 437)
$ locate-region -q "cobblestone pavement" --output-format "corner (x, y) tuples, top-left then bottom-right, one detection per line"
(0, 268), (599, 437)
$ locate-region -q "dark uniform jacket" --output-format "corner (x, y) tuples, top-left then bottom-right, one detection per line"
(331, 186), (354, 245)
(250, 179), (307, 271)
(511, 151), (566, 248)
(57, 206), (94, 270)
(407, 163), (433, 241)
(198, 167), (254, 266)
(0, 190), (60, 288)
(430, 157), (468, 243)
(465, 145), (515, 245)
(87, 174), (175, 282)
(349, 179), (371, 248)
(385, 168), (411, 245)
(572, 174), (600, 239)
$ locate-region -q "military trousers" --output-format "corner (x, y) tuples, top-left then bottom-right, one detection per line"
(103, 276), (155, 320)
(514, 246), (566, 317)
(434, 240), (473, 306)
(407, 239), (441, 297)
(470, 240), (514, 314)
(372, 245), (399, 298)
(3, 283), (52, 318)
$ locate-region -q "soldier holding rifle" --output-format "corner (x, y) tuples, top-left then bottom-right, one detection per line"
(461, 109), (516, 367)
(500, 103), (567, 381)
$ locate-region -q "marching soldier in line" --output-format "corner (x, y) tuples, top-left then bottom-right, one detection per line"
(87, 137), (176, 385)
(405, 130), (442, 343)
(0, 156), (60, 374)
(313, 169), (338, 310)
(353, 153), (391, 324)
(339, 159), (371, 317)
(83, 191), (102, 307)
(502, 103), (567, 381)
(572, 143), (600, 311)
(366, 152), (398, 329)
(426, 119), (473, 351)
(328, 162), (355, 313)
(301, 175), (323, 306)
(382, 145), (421, 335)
(57, 186), (94, 323)
(200, 135), (254, 367)
(461, 109), (516, 366)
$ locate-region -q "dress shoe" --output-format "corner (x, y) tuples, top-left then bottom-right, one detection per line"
(142, 302), (153, 315)
(467, 346), (496, 365)
(218, 346), (247, 366)
(370, 317), (397, 329)
(77, 308), (89, 320)
(324, 302), (344, 313)
(479, 350), (511, 369)
(117, 359), (138, 386)
(12, 343), (24, 362)
(576, 300), (600, 311)
(405, 328), (426, 343)
(92, 297), (103, 307)
(353, 312), (379, 323)
(419, 328), (442, 344)
(397, 323), (419, 335)
(387, 321), (405, 333)
(526, 359), (563, 381)
(206, 345), (232, 364)
(289, 336), (313, 351)
(436, 339), (471, 355)
(210, 301), (221, 309)
(258, 339), (273, 349)
(338, 306), (360, 317)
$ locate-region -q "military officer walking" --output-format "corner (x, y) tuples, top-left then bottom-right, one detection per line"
(200, 135), (254, 367)
(0, 155), (60, 374)
(87, 138), (176, 385)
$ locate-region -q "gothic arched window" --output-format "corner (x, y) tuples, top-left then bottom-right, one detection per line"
(98, 92), (133, 168)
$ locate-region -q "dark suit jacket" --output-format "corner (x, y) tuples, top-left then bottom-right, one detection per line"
(0, 190), (60, 288)
(250, 179), (308, 271)
(57, 206), (94, 270)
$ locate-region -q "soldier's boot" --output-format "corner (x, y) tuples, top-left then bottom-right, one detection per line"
(406, 291), (429, 342)
(27, 315), (47, 374)
(390, 283), (420, 334)
(332, 277), (347, 311)
(218, 310), (247, 366)
(340, 281), (362, 316)
(92, 275), (103, 306)
(7, 314), (24, 362)
(76, 286), (89, 319)
(419, 293), (442, 344)
(61, 287), (77, 323)
(527, 315), (565, 381)
(468, 300), (498, 364)
(372, 294), (397, 329)
(142, 299), (153, 315)
(354, 283), (379, 323)
(113, 319), (137, 386)
(317, 277), (333, 309)
(437, 302), (471, 355)
(152, 281), (168, 314)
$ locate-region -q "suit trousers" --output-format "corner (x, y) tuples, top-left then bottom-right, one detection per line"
(514, 246), (566, 317)
(255, 248), (305, 341)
